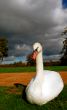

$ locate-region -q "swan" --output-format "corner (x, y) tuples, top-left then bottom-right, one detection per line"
(26, 42), (64, 105)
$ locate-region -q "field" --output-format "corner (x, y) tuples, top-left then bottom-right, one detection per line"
(0, 66), (67, 110)
(0, 85), (67, 110)
(0, 66), (67, 73)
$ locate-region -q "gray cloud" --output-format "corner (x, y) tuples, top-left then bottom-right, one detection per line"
(0, 0), (67, 60)
(0, 0), (60, 34)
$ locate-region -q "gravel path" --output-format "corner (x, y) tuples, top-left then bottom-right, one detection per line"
(0, 71), (67, 86)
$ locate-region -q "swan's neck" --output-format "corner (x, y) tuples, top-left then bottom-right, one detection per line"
(36, 51), (43, 77)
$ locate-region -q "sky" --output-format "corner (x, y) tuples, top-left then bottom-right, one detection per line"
(62, 0), (67, 8)
(0, 0), (67, 63)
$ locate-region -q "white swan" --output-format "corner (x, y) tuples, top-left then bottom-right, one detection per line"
(26, 42), (64, 105)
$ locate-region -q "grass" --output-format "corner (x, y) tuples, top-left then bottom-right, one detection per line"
(0, 85), (67, 110)
(0, 66), (67, 73)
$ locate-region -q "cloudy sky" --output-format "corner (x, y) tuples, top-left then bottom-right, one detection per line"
(0, 0), (67, 63)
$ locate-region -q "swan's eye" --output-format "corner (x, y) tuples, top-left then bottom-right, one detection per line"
(35, 47), (39, 52)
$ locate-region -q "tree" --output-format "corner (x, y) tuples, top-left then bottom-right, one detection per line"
(0, 38), (8, 61)
(61, 27), (67, 35)
(60, 38), (67, 65)
(26, 53), (35, 66)
(60, 27), (67, 65)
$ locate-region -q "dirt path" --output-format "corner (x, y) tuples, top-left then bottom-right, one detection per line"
(0, 71), (67, 86)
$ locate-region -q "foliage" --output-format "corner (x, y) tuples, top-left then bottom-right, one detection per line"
(60, 27), (67, 65)
(61, 27), (67, 35)
(0, 38), (8, 61)
(60, 38), (67, 65)
(0, 85), (67, 110)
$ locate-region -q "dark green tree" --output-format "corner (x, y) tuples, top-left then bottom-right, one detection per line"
(61, 27), (67, 35)
(0, 38), (8, 61)
(60, 27), (67, 65)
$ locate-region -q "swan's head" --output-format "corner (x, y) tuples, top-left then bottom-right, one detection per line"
(33, 42), (42, 52)
(31, 42), (42, 60)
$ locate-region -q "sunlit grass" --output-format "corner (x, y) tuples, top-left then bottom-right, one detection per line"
(0, 66), (67, 73)
(0, 85), (67, 110)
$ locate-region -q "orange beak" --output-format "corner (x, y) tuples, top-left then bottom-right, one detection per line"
(31, 50), (38, 60)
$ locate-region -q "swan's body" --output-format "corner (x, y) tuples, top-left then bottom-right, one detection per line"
(26, 42), (64, 105)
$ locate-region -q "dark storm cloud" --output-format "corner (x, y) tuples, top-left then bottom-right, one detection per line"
(0, 0), (67, 59)
(0, 0), (61, 34)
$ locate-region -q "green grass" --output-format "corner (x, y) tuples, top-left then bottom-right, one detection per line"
(0, 85), (67, 110)
(0, 67), (36, 73)
(0, 66), (67, 73)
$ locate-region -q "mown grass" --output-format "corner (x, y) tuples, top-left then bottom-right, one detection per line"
(0, 66), (67, 73)
(0, 85), (67, 110)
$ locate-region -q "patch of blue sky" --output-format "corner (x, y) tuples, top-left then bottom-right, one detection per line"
(1, 56), (26, 64)
(16, 56), (26, 63)
(62, 0), (67, 9)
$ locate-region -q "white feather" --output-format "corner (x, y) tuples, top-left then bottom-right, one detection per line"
(26, 42), (64, 105)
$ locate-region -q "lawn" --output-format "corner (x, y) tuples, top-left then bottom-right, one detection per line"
(0, 66), (67, 73)
(0, 85), (67, 110)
